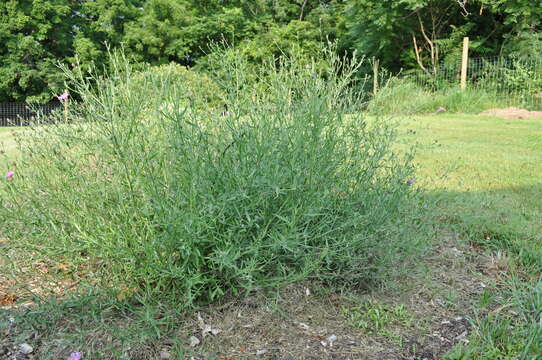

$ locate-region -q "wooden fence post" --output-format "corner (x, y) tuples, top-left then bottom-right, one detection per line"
(461, 37), (469, 90)
(64, 89), (68, 122)
(373, 58), (380, 94)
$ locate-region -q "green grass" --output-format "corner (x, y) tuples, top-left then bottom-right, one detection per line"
(395, 113), (542, 359)
(342, 300), (412, 341)
(0, 127), (20, 168)
(368, 80), (503, 115)
(400, 114), (542, 243)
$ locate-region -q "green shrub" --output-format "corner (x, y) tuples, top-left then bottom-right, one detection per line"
(1, 51), (423, 308)
(131, 63), (225, 110)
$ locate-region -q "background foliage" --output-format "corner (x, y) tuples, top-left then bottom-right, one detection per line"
(1, 0), (541, 103)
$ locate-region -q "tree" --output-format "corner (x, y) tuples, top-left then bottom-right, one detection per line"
(215, 1), (347, 64)
(0, 0), (79, 102)
(122, 0), (265, 65)
(73, 0), (144, 71)
(344, 0), (541, 73)
(486, 0), (542, 57)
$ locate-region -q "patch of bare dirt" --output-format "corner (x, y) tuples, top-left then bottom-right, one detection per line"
(0, 253), (85, 311)
(481, 107), (542, 120)
(170, 235), (497, 360)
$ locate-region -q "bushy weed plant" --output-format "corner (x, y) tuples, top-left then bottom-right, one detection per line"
(1, 51), (422, 307)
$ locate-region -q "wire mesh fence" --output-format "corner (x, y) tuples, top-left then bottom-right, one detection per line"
(408, 55), (542, 110)
(0, 102), (62, 127)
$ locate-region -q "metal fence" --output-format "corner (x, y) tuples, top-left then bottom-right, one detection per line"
(0, 102), (62, 126)
(410, 55), (542, 110)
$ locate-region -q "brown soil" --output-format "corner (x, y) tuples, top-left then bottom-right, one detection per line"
(172, 235), (499, 360)
(481, 107), (542, 120)
(1, 235), (506, 360)
(0, 242), (85, 311)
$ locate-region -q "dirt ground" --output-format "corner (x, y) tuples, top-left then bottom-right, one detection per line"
(480, 107), (542, 120)
(171, 236), (495, 360)
(167, 235), (502, 360)
(1, 234), (507, 360)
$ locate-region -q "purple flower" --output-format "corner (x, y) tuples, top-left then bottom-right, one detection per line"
(5, 171), (15, 179)
(406, 178), (416, 185)
(57, 92), (69, 101)
(67, 352), (82, 360)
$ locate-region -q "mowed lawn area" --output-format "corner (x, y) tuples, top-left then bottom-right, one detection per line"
(399, 114), (542, 245)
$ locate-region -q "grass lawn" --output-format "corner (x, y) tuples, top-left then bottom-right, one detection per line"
(399, 113), (542, 359)
(0, 127), (20, 169)
(400, 114), (542, 241)
(1, 114), (541, 359)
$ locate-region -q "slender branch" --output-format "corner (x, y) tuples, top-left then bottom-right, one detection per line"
(417, 13), (433, 54)
(457, 0), (470, 16)
(413, 34), (430, 75)
(402, 8), (421, 20)
(299, 0), (308, 21)
(417, 13), (436, 74)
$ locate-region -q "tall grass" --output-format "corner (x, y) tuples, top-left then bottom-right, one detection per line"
(0, 51), (424, 308)
(368, 78), (502, 115)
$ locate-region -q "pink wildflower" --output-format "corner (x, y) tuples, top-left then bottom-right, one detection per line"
(67, 352), (82, 360)
(57, 92), (69, 101)
(5, 171), (15, 179)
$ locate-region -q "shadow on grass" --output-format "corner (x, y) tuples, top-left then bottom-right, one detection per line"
(422, 183), (542, 273)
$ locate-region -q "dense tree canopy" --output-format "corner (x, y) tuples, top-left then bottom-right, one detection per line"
(0, 0), (540, 102)
(345, 0), (542, 73)
(0, 0), (78, 102)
